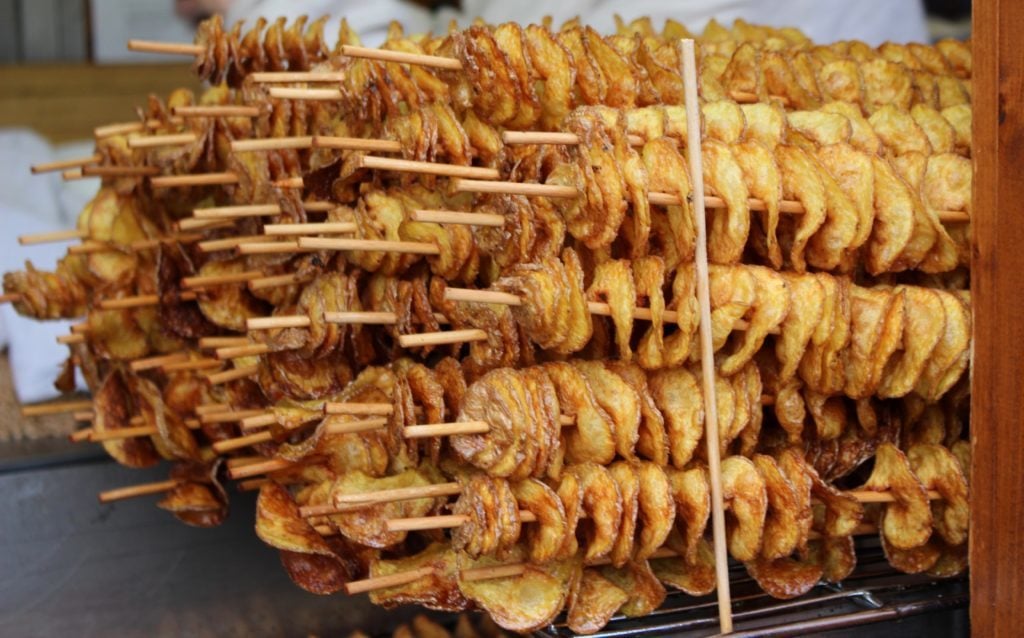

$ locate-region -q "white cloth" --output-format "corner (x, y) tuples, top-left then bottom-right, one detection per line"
(0, 130), (92, 402)
(439, 0), (929, 45)
(224, 0), (435, 46)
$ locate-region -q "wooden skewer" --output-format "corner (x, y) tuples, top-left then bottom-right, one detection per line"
(246, 315), (311, 330)
(66, 240), (116, 255)
(69, 427), (94, 443)
(216, 417), (388, 452)
(409, 209), (505, 227)
(340, 44), (463, 70)
(197, 234), (267, 252)
(345, 567), (436, 596)
(94, 121), (145, 138)
(0, 293), (21, 304)
(216, 343), (270, 360)
(231, 136), (313, 152)
(226, 455), (268, 469)
(228, 458), (293, 480)
(126, 39), (204, 55)
(198, 336), (249, 349)
(193, 204), (282, 219)
(69, 322), (90, 334)
(206, 365), (259, 386)
(454, 178), (577, 199)
(274, 177), (304, 189)
(194, 403), (230, 416)
(296, 236), (441, 255)
(151, 172), (238, 188)
(99, 291), (197, 310)
(248, 272), (314, 291)
(21, 399), (93, 417)
(237, 240), (314, 255)
(397, 329), (487, 348)
(267, 87), (343, 100)
(237, 478), (269, 492)
(240, 413), (278, 430)
(312, 135), (402, 153)
(98, 479), (180, 503)
(18, 229), (87, 245)
(358, 155), (500, 180)
(130, 233), (204, 251)
(263, 222), (356, 236)
(72, 410), (94, 421)
(325, 311), (401, 325)
(178, 218), (239, 232)
(62, 169), (89, 181)
(163, 358), (223, 372)
(30, 154), (101, 174)
(250, 71), (345, 83)
(81, 165), (160, 177)
(324, 402), (394, 416)
(57, 334), (86, 345)
(682, 38), (732, 634)
(129, 352), (189, 372)
(173, 105), (261, 117)
(182, 269), (263, 288)
(128, 132), (197, 148)
(90, 424), (160, 442)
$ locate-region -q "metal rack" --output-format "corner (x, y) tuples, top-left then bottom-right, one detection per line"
(535, 543), (967, 638)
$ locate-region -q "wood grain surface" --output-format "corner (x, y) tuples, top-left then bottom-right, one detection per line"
(0, 63), (200, 143)
(970, 0), (1024, 635)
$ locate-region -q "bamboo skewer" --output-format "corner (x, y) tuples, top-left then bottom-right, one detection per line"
(358, 155), (501, 180)
(127, 132), (197, 149)
(61, 169), (88, 181)
(682, 38), (732, 634)
(312, 135), (402, 153)
(182, 270), (264, 288)
(250, 71), (346, 83)
(409, 209), (505, 227)
(194, 403), (231, 416)
(296, 237), (441, 255)
(163, 358), (223, 372)
(81, 165), (160, 177)
(30, 155), (102, 174)
(267, 87), (343, 101)
(274, 177), (305, 189)
(397, 329), (488, 348)
(178, 218), (239, 233)
(192, 204), (282, 220)
(21, 399), (93, 417)
(196, 234), (265, 252)
(216, 343), (270, 360)
(99, 291), (197, 310)
(151, 172), (239, 188)
(206, 365), (259, 386)
(249, 272), (314, 290)
(98, 479), (180, 504)
(173, 105), (261, 118)
(198, 336), (250, 349)
(237, 240), (315, 255)
(263, 222), (356, 236)
(126, 39), (204, 55)
(231, 137), (313, 152)
(340, 45), (463, 70)
(129, 352), (189, 372)
(57, 334), (86, 345)
(228, 458), (293, 479)
(18, 229), (87, 245)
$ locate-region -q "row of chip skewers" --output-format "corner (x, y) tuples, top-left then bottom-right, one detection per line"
(9, 15), (972, 635)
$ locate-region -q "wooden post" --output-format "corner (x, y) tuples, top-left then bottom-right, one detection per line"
(971, 1), (1024, 635)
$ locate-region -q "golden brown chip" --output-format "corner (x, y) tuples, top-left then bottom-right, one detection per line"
(651, 535), (716, 596)
(845, 286), (906, 399)
(722, 455), (768, 561)
(706, 264), (757, 355)
(599, 560), (667, 617)
(457, 550), (572, 633)
(704, 139), (751, 264)
(567, 569), (629, 635)
(774, 448), (815, 553)
(369, 543), (469, 612)
(915, 290), (971, 402)
(740, 102), (786, 149)
(329, 469), (442, 549)
(575, 360), (640, 460)
(746, 555), (823, 600)
(586, 259), (636, 360)
(649, 367), (703, 469)
(734, 140), (783, 268)
(607, 461), (640, 567)
(512, 478), (567, 564)
(607, 361), (669, 466)
(776, 273), (825, 382)
(908, 443), (969, 546)
(634, 461), (675, 561)
(809, 535), (857, 583)
(861, 443), (933, 550)
(666, 466), (710, 564)
(866, 157), (917, 274)
(878, 286), (946, 398)
(881, 530), (942, 574)
(544, 361), (616, 465)
(752, 454), (802, 560)
(776, 145), (827, 272)
(720, 265), (789, 376)
(570, 462), (624, 564)
(926, 539), (969, 578)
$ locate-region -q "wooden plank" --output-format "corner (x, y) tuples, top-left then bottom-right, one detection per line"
(971, 1), (1024, 635)
(0, 63), (200, 142)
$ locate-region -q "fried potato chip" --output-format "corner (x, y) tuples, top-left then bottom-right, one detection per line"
(878, 286), (945, 398)
(705, 264), (757, 355)
(720, 265), (789, 376)
(513, 478), (567, 564)
(722, 455), (768, 561)
(734, 140), (783, 268)
(607, 461), (640, 567)
(923, 154), (971, 218)
(774, 378), (807, 443)
(774, 448), (815, 552)
(818, 60), (864, 105)
(555, 470), (583, 559)
(776, 273), (825, 382)
(926, 539), (968, 578)
(567, 569), (629, 635)
(543, 362), (615, 465)
(746, 555), (823, 600)
(704, 100), (746, 144)
(634, 461), (675, 561)
(915, 290), (970, 402)
(556, 248), (594, 354)
(649, 367), (703, 468)
(571, 462), (624, 564)
(740, 102), (786, 149)
(255, 482), (349, 594)
(195, 259), (266, 332)
(370, 543), (469, 612)
(908, 443), (969, 546)
(587, 259), (636, 360)
(600, 560), (667, 617)
(607, 361), (669, 466)
(451, 368), (527, 477)
(524, 24), (575, 129)
(861, 443), (933, 549)
(862, 59), (913, 113)
(94, 370), (159, 468)
(666, 466), (710, 564)
(881, 529), (941, 574)
(845, 286), (906, 399)
(328, 468), (442, 549)
(809, 535), (856, 583)
(776, 145), (827, 271)
(752, 454), (802, 560)
(633, 256), (667, 369)
(457, 550), (571, 633)
(651, 534), (717, 596)
(575, 360), (641, 460)
(866, 156), (917, 274)
(704, 140), (751, 264)
(816, 143), (874, 259)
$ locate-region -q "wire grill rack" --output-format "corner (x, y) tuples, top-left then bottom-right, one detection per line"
(534, 540), (968, 638)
